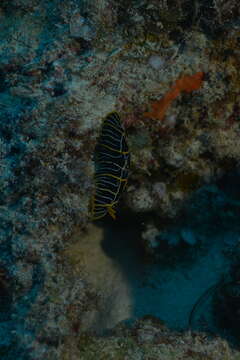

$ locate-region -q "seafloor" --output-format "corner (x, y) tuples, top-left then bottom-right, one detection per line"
(1, 0), (240, 359)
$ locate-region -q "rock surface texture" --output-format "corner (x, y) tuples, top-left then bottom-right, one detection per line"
(1, 0), (240, 359)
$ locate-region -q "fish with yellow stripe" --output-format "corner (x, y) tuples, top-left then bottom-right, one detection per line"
(90, 112), (130, 220)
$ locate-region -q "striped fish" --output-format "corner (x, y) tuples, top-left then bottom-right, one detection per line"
(91, 112), (130, 220)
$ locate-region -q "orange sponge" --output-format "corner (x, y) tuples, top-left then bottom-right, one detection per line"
(144, 72), (204, 121)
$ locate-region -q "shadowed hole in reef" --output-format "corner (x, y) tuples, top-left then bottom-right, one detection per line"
(0, 268), (12, 322)
(89, 170), (240, 346)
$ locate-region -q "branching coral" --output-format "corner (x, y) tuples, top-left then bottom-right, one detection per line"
(144, 72), (204, 121)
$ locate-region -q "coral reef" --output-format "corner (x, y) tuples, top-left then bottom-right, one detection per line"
(1, 0), (240, 359)
(63, 317), (240, 360)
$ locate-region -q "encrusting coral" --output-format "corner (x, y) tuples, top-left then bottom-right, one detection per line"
(144, 72), (204, 121)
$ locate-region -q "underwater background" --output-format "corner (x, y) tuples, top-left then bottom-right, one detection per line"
(1, 0), (240, 359)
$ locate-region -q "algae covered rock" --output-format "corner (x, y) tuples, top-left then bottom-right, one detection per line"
(1, 0), (240, 359)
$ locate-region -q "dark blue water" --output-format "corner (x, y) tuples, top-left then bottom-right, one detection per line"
(100, 173), (240, 343)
